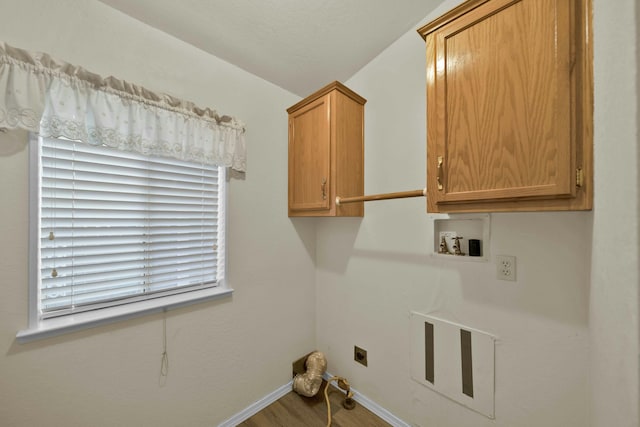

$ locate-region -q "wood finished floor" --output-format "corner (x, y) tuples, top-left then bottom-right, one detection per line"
(237, 382), (391, 427)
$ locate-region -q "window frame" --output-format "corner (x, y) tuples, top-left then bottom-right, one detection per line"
(17, 133), (232, 343)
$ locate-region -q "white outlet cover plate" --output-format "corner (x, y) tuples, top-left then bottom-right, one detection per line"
(495, 255), (516, 281)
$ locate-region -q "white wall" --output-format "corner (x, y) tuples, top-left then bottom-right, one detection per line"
(0, 1), (317, 426)
(316, 1), (639, 427)
(590, 0), (640, 425)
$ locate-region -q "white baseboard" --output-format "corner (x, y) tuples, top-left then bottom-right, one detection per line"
(217, 374), (410, 427)
(217, 380), (293, 427)
(351, 389), (411, 427)
(323, 372), (410, 427)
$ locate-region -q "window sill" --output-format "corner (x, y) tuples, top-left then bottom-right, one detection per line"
(16, 286), (233, 343)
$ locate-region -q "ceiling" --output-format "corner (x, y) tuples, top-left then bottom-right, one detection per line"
(97, 0), (444, 97)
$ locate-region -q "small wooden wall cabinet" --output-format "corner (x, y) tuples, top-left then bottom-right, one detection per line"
(418, 0), (593, 213)
(287, 81), (366, 217)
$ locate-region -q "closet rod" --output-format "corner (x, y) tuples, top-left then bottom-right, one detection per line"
(335, 188), (426, 205)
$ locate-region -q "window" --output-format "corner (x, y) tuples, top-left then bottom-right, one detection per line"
(20, 134), (230, 341)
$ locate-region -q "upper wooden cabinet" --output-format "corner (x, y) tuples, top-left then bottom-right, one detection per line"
(418, 0), (593, 213)
(287, 81), (366, 217)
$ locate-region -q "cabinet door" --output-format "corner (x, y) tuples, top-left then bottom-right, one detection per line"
(288, 94), (331, 212)
(428, 0), (575, 209)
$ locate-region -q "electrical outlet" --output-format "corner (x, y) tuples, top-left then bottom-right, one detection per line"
(496, 255), (516, 281)
(354, 346), (368, 367)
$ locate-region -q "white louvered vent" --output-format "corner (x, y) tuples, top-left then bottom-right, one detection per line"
(410, 312), (496, 419)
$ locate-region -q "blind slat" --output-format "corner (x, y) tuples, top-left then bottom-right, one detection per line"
(42, 145), (220, 174)
(42, 218), (218, 228)
(42, 243), (216, 263)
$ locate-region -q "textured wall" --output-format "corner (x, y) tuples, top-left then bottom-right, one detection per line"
(590, 0), (640, 426)
(315, 0), (638, 426)
(0, 1), (316, 426)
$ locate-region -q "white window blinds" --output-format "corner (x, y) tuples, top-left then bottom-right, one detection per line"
(38, 136), (225, 318)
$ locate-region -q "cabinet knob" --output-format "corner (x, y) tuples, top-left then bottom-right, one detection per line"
(321, 178), (327, 200)
(436, 156), (444, 191)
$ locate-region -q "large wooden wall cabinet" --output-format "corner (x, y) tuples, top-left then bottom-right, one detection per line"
(418, 0), (593, 213)
(287, 81), (366, 217)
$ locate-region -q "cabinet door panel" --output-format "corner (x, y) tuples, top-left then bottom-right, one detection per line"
(432, 0), (573, 205)
(288, 96), (331, 211)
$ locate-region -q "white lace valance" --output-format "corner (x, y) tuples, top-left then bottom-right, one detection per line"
(0, 42), (246, 172)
